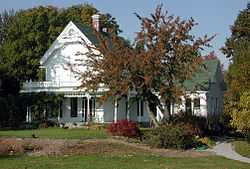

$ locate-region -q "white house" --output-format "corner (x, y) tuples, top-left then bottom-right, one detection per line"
(21, 15), (224, 125)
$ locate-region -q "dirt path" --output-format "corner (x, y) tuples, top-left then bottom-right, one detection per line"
(100, 138), (214, 157)
(0, 137), (213, 157)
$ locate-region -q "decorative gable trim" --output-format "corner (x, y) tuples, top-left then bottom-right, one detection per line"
(40, 21), (94, 65)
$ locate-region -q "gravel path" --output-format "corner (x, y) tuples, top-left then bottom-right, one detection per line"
(209, 141), (250, 164)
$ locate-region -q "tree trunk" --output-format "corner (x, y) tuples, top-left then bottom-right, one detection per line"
(145, 100), (159, 128)
(157, 102), (171, 123)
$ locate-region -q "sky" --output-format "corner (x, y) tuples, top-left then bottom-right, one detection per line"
(0, 0), (249, 69)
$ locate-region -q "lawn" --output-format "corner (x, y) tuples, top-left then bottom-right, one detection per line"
(233, 141), (250, 158)
(0, 129), (250, 169)
(0, 128), (108, 139)
(0, 154), (250, 169)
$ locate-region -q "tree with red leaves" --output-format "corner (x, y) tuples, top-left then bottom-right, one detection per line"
(78, 5), (214, 127)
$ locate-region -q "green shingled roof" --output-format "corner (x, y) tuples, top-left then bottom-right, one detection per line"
(183, 59), (220, 91)
(74, 23), (100, 46)
(74, 22), (114, 48)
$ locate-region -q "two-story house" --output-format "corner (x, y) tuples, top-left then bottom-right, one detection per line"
(21, 14), (224, 125)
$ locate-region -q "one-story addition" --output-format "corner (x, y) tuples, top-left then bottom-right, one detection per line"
(21, 14), (225, 125)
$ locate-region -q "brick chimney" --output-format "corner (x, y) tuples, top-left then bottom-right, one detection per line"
(92, 14), (100, 31)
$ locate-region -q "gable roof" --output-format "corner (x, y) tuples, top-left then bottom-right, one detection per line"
(40, 21), (115, 65)
(183, 59), (220, 91)
(75, 22), (116, 49)
(40, 21), (96, 65)
(74, 23), (100, 46)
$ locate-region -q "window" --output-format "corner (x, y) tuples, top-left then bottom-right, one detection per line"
(140, 100), (144, 116)
(125, 101), (128, 117)
(90, 97), (96, 117)
(194, 98), (200, 109)
(70, 98), (78, 117)
(39, 68), (46, 81)
(185, 98), (192, 116)
(137, 100), (144, 116)
(137, 100), (140, 116)
(82, 98), (87, 122)
(215, 97), (218, 114)
(59, 100), (63, 117)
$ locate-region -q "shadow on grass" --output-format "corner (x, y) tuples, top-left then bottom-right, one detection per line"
(0, 155), (22, 159)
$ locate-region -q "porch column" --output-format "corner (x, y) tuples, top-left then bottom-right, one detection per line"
(170, 102), (174, 115)
(138, 100), (141, 122)
(57, 102), (61, 122)
(43, 106), (46, 120)
(126, 95), (130, 120)
(26, 106), (29, 123)
(114, 98), (118, 122)
(87, 94), (90, 122)
(28, 107), (32, 123)
(191, 99), (194, 115)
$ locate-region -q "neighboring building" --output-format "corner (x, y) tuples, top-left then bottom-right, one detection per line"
(21, 15), (224, 124)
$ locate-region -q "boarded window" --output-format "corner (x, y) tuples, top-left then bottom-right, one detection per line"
(70, 98), (78, 117)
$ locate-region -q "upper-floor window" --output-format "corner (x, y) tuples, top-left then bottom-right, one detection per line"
(194, 98), (200, 109)
(38, 67), (46, 81)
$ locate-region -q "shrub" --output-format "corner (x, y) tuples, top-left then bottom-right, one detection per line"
(181, 122), (202, 137)
(172, 113), (207, 136)
(197, 137), (216, 148)
(107, 119), (140, 138)
(246, 131), (250, 143)
(147, 124), (197, 149)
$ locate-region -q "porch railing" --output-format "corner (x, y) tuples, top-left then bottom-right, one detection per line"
(22, 81), (81, 90)
(21, 80), (108, 93)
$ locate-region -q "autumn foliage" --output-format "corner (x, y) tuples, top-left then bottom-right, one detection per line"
(77, 4), (214, 126)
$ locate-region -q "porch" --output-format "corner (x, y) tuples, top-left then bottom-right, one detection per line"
(25, 94), (150, 124)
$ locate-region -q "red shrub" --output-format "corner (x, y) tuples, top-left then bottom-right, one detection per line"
(107, 119), (140, 138)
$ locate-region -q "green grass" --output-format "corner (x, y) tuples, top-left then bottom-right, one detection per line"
(0, 155), (249, 169)
(233, 141), (250, 158)
(0, 128), (108, 139)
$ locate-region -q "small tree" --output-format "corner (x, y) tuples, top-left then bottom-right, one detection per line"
(78, 5), (214, 126)
(230, 91), (250, 135)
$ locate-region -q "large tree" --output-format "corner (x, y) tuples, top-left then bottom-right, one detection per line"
(78, 5), (214, 126)
(0, 4), (121, 125)
(222, 3), (250, 134)
(0, 4), (121, 87)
